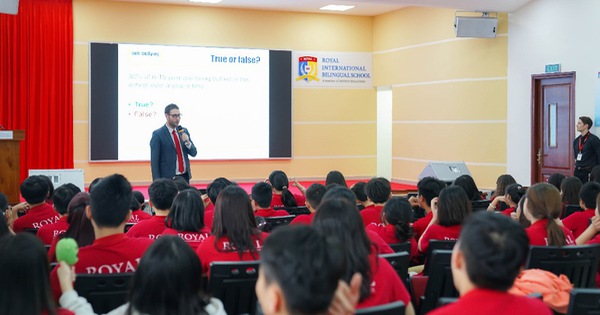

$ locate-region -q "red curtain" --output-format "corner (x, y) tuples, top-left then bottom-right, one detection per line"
(0, 0), (73, 181)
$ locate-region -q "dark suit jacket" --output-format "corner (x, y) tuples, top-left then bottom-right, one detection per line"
(150, 125), (198, 181)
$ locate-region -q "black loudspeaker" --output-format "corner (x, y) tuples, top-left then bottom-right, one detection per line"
(418, 161), (471, 185)
(0, 0), (19, 15)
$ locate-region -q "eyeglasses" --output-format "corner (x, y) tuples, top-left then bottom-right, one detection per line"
(168, 114), (182, 118)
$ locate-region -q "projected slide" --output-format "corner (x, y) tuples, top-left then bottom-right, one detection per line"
(90, 43), (292, 162)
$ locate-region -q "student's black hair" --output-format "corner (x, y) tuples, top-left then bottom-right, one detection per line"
(322, 185), (358, 206)
(164, 103), (179, 114)
(417, 177), (446, 205)
(0, 233), (58, 315)
(0, 192), (8, 212)
(590, 166), (600, 183)
(305, 183), (327, 209)
(382, 197), (414, 242)
(517, 197), (530, 228)
(132, 190), (145, 205)
(172, 176), (190, 192)
(505, 184), (526, 206)
(148, 178), (178, 211)
(212, 186), (262, 259)
(90, 174), (132, 227)
(62, 192), (95, 249)
(52, 183), (81, 215)
(41, 175), (55, 202)
(0, 214), (9, 238)
(206, 177), (234, 204)
(525, 183), (565, 246)
(251, 182), (273, 208)
(437, 186), (472, 227)
(325, 170), (348, 188)
(548, 173), (566, 191)
(128, 235), (210, 315)
(492, 174), (516, 199)
(561, 176), (583, 205)
(579, 181), (600, 209)
(313, 198), (372, 302)
(261, 225), (345, 315)
(580, 116), (593, 129)
(269, 170), (297, 207)
(350, 182), (368, 202)
(365, 177), (391, 204)
(130, 191), (143, 211)
(20, 175), (49, 204)
(459, 212), (529, 291)
(452, 174), (482, 201)
(88, 177), (103, 193)
(166, 189), (205, 232)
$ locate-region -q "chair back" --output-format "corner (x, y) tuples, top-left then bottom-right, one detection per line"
(423, 240), (456, 275)
(273, 205), (310, 216)
(420, 250), (458, 315)
(124, 223), (135, 232)
(355, 301), (405, 315)
(380, 252), (410, 290)
(567, 288), (600, 315)
(563, 204), (584, 219)
(207, 261), (260, 315)
(389, 242), (411, 254)
(262, 215), (295, 232)
(471, 200), (491, 212)
(525, 244), (600, 288)
(23, 228), (39, 234)
(74, 273), (134, 314)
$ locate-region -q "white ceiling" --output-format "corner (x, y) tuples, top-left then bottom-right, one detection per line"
(117, 0), (534, 16)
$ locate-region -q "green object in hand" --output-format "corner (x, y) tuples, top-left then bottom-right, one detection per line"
(56, 238), (79, 266)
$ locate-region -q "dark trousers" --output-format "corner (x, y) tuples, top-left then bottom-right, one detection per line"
(574, 167), (591, 184)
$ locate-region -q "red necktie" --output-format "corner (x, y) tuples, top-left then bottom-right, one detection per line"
(172, 130), (184, 173)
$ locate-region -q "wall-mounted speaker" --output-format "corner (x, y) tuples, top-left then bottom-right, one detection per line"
(454, 16), (497, 38)
(0, 0), (19, 15)
(418, 161), (472, 185)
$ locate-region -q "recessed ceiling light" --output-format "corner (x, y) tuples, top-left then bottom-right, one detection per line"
(319, 5), (355, 12)
(189, 0), (223, 3)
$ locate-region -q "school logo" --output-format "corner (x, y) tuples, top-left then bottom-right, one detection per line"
(296, 56), (319, 82)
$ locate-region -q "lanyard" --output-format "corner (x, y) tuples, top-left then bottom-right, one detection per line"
(579, 133), (591, 152)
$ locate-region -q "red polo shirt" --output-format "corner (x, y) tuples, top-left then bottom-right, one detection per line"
(562, 208), (596, 238)
(12, 203), (60, 233)
(526, 219), (576, 246)
(360, 205), (384, 227)
(125, 215), (167, 239)
(36, 216), (69, 245)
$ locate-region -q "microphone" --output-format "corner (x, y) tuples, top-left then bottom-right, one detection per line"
(177, 125), (185, 135)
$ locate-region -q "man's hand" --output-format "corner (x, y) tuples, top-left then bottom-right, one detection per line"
(408, 196), (420, 207)
(180, 132), (190, 145)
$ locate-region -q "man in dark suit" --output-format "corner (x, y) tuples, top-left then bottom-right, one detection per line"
(150, 104), (197, 183)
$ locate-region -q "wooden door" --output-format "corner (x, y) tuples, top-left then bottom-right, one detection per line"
(531, 72), (575, 183)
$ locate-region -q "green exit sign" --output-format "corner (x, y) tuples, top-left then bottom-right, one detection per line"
(545, 64), (561, 73)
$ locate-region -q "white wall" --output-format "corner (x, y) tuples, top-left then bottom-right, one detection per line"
(377, 86), (392, 179)
(508, 0), (600, 185)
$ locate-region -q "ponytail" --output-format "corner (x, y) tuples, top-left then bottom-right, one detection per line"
(546, 218), (566, 246)
(392, 222), (412, 243)
(280, 187), (298, 207)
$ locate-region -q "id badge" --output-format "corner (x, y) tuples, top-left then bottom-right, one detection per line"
(577, 153), (582, 161)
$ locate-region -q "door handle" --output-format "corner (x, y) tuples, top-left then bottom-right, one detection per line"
(537, 148), (542, 165)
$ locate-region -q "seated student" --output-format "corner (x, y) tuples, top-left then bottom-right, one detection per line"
(489, 174), (516, 211)
(252, 182), (290, 217)
(0, 233), (75, 315)
(268, 170), (305, 208)
(9, 175), (60, 233)
(128, 190), (152, 223)
(366, 197), (418, 260)
(42, 175), (56, 205)
(196, 185), (269, 274)
(428, 212), (552, 315)
(161, 189), (210, 250)
(290, 183), (326, 225)
(326, 170), (348, 187)
(37, 183), (81, 245)
(409, 177), (446, 241)
(487, 183), (525, 216)
(360, 177), (392, 226)
(48, 192), (95, 262)
(172, 175), (190, 192)
(548, 172), (566, 191)
(50, 174), (155, 300)
(204, 177), (235, 230)
(58, 235), (226, 315)
(256, 225), (345, 315)
(452, 174), (483, 201)
(313, 198), (414, 313)
(126, 179), (178, 239)
(562, 181), (600, 238)
(419, 186), (471, 254)
(560, 176), (583, 214)
(524, 183), (575, 246)
(350, 182), (371, 210)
